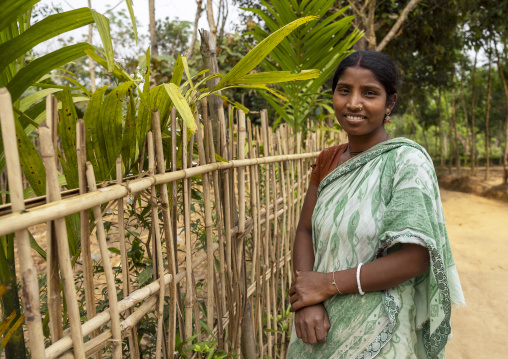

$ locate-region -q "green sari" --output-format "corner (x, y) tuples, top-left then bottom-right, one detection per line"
(287, 138), (465, 359)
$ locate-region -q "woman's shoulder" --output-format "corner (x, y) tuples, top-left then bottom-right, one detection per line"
(391, 138), (432, 165)
(317, 143), (348, 161)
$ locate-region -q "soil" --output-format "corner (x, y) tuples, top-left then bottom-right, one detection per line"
(439, 170), (508, 358)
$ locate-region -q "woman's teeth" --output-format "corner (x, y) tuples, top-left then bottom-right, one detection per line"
(346, 115), (365, 120)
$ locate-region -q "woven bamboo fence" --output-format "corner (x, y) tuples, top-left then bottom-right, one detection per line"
(0, 87), (340, 358)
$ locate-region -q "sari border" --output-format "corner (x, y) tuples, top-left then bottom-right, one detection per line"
(380, 232), (452, 358)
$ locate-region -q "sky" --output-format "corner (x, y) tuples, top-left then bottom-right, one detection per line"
(36, 0), (242, 55)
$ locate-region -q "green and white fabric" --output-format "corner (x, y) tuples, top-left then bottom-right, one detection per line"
(287, 138), (465, 359)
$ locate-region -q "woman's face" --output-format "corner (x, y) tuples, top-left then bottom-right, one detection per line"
(333, 67), (395, 138)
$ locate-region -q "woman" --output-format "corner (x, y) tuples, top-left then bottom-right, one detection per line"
(286, 51), (465, 359)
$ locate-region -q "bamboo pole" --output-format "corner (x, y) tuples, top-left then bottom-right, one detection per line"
(218, 108), (235, 350)
(151, 110), (177, 358)
(40, 124), (86, 358)
(45, 95), (63, 343)
(269, 129), (279, 354)
(260, 110), (273, 358)
(147, 132), (166, 359)
(85, 162), (122, 359)
(194, 109), (215, 331)
(203, 100), (227, 346)
(116, 157), (140, 358)
(0, 87), (46, 358)
(76, 119), (101, 358)
(181, 119), (195, 343)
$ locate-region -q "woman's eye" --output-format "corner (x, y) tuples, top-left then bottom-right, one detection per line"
(336, 88), (349, 94)
(364, 91), (377, 97)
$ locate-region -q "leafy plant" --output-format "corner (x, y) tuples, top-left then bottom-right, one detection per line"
(244, 0), (362, 133)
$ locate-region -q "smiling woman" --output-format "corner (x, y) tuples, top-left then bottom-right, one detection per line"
(287, 51), (465, 359)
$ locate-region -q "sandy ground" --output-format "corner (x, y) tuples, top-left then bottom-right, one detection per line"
(441, 188), (508, 358)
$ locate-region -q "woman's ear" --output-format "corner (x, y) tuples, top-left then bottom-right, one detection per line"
(389, 93), (398, 111)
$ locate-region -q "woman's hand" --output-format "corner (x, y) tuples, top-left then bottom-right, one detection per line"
(294, 303), (331, 344)
(289, 270), (334, 312)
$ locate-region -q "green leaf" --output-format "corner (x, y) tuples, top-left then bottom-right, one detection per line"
(137, 266), (153, 286)
(29, 231), (46, 261)
(163, 83), (197, 133)
(214, 153), (228, 163)
(125, 0), (138, 44)
(91, 11), (115, 73)
(0, 8), (95, 72)
(0, 0), (40, 33)
(19, 88), (62, 112)
(13, 114), (46, 196)
(6, 43), (95, 102)
(85, 49), (133, 82)
(108, 247), (121, 255)
(214, 15), (318, 90)
(232, 69), (320, 85)
(56, 87), (80, 189)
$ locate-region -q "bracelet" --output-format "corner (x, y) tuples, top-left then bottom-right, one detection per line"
(356, 263), (365, 295)
(332, 271), (343, 295)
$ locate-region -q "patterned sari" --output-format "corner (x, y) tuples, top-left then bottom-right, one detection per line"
(287, 138), (465, 359)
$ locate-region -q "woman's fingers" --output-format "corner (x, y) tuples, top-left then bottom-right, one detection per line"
(315, 324), (327, 343)
(303, 321), (318, 344)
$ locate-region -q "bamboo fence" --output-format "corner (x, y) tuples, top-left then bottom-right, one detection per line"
(0, 88), (341, 358)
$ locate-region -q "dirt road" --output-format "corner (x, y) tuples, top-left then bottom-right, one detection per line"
(441, 189), (508, 358)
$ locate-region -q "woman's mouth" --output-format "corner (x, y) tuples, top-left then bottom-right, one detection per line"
(344, 114), (366, 121)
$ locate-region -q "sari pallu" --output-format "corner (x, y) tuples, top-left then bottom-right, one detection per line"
(287, 138), (465, 359)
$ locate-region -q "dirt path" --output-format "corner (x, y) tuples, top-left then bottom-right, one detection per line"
(441, 189), (508, 358)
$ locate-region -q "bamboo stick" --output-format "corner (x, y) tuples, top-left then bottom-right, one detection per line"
(45, 95), (63, 343)
(0, 87), (47, 358)
(194, 110), (215, 331)
(116, 157), (139, 358)
(40, 125), (86, 358)
(147, 131), (166, 359)
(203, 102), (227, 345)
(76, 119), (102, 358)
(218, 108), (235, 350)
(260, 110), (273, 358)
(151, 110), (177, 358)
(252, 127), (264, 356)
(182, 119), (194, 343)
(85, 162), (122, 359)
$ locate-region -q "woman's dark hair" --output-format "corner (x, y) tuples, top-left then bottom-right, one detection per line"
(332, 51), (400, 104)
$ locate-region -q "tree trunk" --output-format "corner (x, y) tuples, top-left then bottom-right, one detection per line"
(206, 0), (217, 41)
(88, 0), (96, 93)
(187, 0), (203, 58)
(437, 92), (445, 168)
(495, 43), (508, 184)
(451, 88), (461, 175)
(149, 0), (158, 86)
(485, 45), (493, 181)
(200, 30), (223, 153)
(471, 51), (478, 174)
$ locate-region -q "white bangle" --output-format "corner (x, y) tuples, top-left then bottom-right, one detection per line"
(356, 263), (365, 295)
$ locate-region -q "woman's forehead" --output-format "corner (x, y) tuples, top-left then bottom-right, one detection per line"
(338, 67), (383, 87)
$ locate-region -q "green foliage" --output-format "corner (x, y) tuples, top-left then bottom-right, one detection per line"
(244, 0), (361, 132)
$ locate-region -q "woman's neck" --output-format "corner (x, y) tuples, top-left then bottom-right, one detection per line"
(347, 130), (391, 154)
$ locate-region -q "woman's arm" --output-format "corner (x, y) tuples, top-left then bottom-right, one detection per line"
(289, 243), (430, 312)
(292, 183), (331, 344)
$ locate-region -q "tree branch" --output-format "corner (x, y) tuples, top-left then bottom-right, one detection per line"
(376, 0), (423, 51)
(187, 0), (203, 58)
